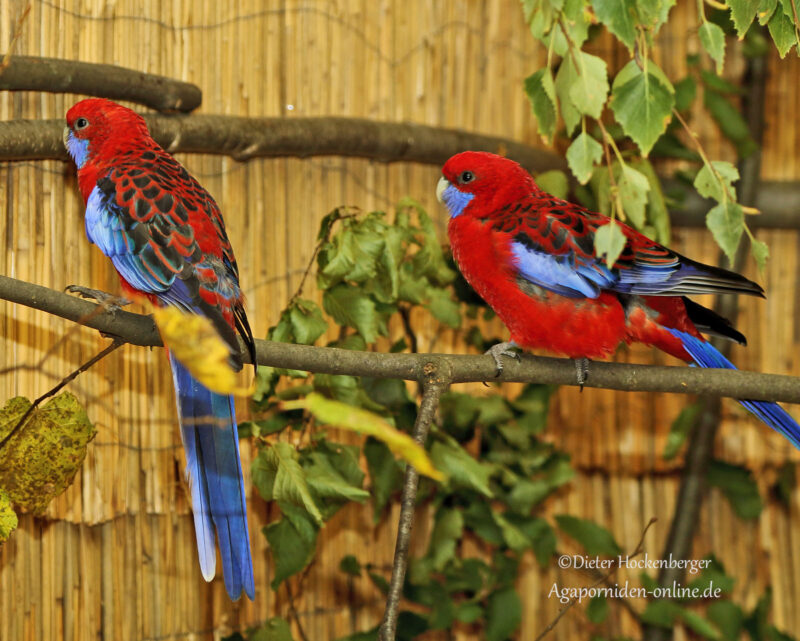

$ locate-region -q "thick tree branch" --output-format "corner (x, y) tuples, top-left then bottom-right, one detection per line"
(0, 55), (202, 112)
(379, 366), (450, 641)
(2, 275), (800, 403)
(1, 115), (799, 228)
(0, 115), (564, 176)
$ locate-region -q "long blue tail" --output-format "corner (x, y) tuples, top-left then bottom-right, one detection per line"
(666, 328), (800, 449)
(168, 353), (255, 600)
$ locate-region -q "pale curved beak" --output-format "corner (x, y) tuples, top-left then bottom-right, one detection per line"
(62, 126), (70, 148)
(436, 176), (450, 203)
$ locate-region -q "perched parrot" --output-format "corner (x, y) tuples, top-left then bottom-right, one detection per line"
(64, 98), (255, 600)
(437, 151), (800, 447)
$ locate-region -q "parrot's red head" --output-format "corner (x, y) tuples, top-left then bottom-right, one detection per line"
(437, 151), (539, 219)
(64, 98), (150, 170)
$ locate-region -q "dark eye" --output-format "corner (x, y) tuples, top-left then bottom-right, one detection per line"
(75, 117), (89, 130)
(458, 170), (475, 184)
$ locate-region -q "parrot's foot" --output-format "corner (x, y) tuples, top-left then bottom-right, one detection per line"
(574, 357), (590, 391)
(66, 285), (131, 312)
(486, 341), (520, 377)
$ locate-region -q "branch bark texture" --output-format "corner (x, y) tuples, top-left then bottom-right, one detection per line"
(1, 275), (799, 403)
(379, 368), (450, 641)
(0, 55), (202, 112)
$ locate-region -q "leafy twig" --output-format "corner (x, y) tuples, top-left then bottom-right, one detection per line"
(0, 338), (123, 451)
(378, 362), (451, 641)
(535, 517), (657, 641)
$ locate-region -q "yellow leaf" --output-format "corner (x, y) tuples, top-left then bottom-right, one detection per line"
(282, 393), (444, 481)
(0, 392), (95, 515)
(152, 306), (254, 397)
(0, 490), (17, 541)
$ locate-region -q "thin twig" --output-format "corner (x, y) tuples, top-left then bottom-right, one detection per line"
(535, 517), (657, 641)
(0, 3), (31, 75)
(285, 579), (311, 641)
(378, 361), (451, 641)
(0, 338), (123, 451)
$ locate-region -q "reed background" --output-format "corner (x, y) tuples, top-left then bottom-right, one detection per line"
(0, 1), (799, 640)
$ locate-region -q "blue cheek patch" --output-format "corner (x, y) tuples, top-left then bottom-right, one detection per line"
(66, 134), (90, 168)
(443, 184), (475, 218)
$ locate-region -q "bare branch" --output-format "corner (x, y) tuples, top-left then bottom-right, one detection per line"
(0, 114), (566, 176)
(0, 56), (202, 112)
(379, 363), (451, 641)
(2, 275), (800, 403)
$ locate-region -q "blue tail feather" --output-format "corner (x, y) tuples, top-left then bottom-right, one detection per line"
(666, 328), (800, 449)
(169, 354), (255, 600)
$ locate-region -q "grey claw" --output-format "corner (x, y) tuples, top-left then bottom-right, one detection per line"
(485, 341), (520, 378)
(66, 285), (131, 312)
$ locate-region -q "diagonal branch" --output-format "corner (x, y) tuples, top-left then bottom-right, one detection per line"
(1, 274), (800, 403)
(379, 361), (451, 641)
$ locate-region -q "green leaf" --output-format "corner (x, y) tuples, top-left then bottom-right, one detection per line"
(610, 60), (675, 156)
(586, 595), (609, 623)
(0, 392), (96, 514)
(524, 68), (558, 144)
(699, 21), (727, 73)
(527, 517), (557, 566)
(555, 515), (622, 556)
(323, 284), (379, 343)
(636, 0), (676, 33)
(704, 90), (757, 157)
(0, 489), (17, 542)
(663, 402), (702, 460)
(591, 0), (637, 50)
(569, 52), (609, 119)
(250, 617), (296, 641)
(674, 76), (697, 112)
(768, 6), (797, 56)
(426, 288), (461, 328)
(364, 437), (404, 519)
(555, 57), (581, 135)
(640, 599), (681, 627)
(431, 439), (494, 497)
(707, 460), (763, 518)
(264, 505), (318, 590)
(283, 393), (443, 481)
(694, 161), (740, 202)
(706, 202), (744, 264)
(631, 158), (671, 244)
(303, 449), (370, 505)
(252, 442), (324, 525)
(708, 600), (744, 641)
(750, 238), (769, 271)
(679, 608), (723, 639)
(339, 554), (362, 576)
(758, 0), (779, 24)
(455, 603), (483, 625)
(289, 299), (328, 345)
(594, 220), (627, 267)
(426, 507), (464, 570)
(485, 587), (522, 641)
(536, 170), (569, 199)
(728, 0), (760, 37)
(566, 132), (604, 185)
(617, 164), (650, 228)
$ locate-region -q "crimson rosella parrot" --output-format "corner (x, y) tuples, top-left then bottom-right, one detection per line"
(438, 151), (800, 448)
(64, 99), (256, 600)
